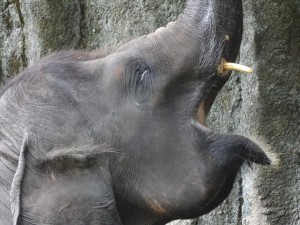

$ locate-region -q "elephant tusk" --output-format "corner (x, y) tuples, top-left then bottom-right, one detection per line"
(224, 62), (253, 73)
(218, 59), (253, 75)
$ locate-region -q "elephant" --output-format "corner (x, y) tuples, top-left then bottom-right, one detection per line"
(0, 0), (276, 224)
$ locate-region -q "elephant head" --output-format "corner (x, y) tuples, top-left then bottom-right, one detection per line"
(0, 0), (276, 224)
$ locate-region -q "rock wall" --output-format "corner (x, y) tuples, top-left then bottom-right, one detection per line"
(196, 1), (300, 225)
(0, 0), (185, 81)
(0, 0), (299, 224)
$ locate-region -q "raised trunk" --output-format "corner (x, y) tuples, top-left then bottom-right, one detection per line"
(120, 0), (242, 72)
(174, 0), (243, 66)
(118, 0), (243, 121)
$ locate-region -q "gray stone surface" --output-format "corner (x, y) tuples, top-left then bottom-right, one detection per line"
(1, 0), (26, 83)
(20, 0), (82, 64)
(196, 1), (300, 225)
(0, 0), (299, 224)
(83, 0), (185, 50)
(167, 220), (195, 225)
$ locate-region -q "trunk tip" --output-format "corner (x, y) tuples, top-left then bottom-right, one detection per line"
(245, 136), (281, 169)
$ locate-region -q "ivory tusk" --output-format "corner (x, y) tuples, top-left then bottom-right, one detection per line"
(224, 62), (253, 73)
(218, 59), (253, 75)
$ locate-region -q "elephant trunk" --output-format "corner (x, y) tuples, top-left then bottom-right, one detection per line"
(117, 0), (243, 123)
(119, 0), (243, 75)
(174, 0), (242, 71)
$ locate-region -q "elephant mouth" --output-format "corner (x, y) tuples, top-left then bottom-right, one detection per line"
(196, 59), (254, 126)
(193, 60), (279, 168)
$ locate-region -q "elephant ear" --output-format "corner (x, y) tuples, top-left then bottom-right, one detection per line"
(10, 133), (122, 225)
(10, 134), (28, 225)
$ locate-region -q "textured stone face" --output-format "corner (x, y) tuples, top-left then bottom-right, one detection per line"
(0, 0), (185, 80)
(197, 0), (300, 224)
(0, 0), (299, 224)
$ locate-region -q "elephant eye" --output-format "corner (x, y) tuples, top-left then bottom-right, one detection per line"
(134, 62), (150, 87)
(136, 69), (148, 85)
(134, 63), (152, 105)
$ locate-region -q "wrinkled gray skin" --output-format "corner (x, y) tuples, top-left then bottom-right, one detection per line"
(0, 0), (272, 224)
